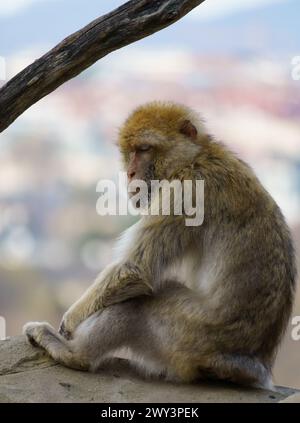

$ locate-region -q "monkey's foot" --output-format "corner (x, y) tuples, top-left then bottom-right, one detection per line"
(23, 321), (53, 348)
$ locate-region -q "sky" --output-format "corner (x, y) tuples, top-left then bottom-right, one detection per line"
(0, 0), (286, 19)
(2, 0), (297, 59)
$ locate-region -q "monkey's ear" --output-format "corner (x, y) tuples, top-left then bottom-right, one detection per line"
(180, 120), (198, 140)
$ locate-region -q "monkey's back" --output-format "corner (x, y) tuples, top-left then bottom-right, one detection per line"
(193, 141), (296, 363)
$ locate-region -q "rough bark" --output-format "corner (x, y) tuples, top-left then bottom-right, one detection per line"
(0, 0), (206, 133)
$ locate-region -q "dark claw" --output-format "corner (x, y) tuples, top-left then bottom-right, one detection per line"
(59, 321), (72, 340)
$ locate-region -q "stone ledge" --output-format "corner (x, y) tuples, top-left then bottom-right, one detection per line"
(0, 336), (298, 403)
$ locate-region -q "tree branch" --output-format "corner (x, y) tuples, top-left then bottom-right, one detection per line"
(0, 0), (206, 133)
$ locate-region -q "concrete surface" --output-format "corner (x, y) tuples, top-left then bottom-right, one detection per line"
(0, 336), (298, 403)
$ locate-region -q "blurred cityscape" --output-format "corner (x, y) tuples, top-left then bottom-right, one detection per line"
(0, 0), (300, 388)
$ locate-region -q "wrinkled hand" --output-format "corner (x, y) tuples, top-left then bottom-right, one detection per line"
(58, 319), (72, 340)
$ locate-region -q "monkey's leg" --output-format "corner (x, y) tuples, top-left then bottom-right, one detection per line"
(23, 300), (168, 376)
(23, 322), (89, 370)
(24, 284), (272, 388)
(23, 300), (156, 374)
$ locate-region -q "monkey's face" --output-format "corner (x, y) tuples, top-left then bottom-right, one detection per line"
(122, 134), (200, 210)
(118, 102), (204, 207)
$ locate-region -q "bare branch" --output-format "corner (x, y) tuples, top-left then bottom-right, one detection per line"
(0, 0), (206, 133)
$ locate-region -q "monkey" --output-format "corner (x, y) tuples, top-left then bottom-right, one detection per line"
(23, 101), (296, 389)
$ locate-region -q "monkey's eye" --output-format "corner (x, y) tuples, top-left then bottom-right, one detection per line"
(137, 144), (152, 153)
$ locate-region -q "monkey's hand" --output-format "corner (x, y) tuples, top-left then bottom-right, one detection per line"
(59, 262), (153, 339)
(59, 304), (85, 340)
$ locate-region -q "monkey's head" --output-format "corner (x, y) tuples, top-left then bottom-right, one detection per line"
(118, 102), (207, 202)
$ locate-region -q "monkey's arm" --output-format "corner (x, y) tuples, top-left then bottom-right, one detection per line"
(59, 217), (188, 337)
(59, 262), (153, 338)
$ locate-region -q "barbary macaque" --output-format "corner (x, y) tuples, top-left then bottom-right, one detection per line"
(24, 102), (296, 388)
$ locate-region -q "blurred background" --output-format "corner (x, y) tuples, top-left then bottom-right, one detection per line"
(0, 0), (299, 388)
